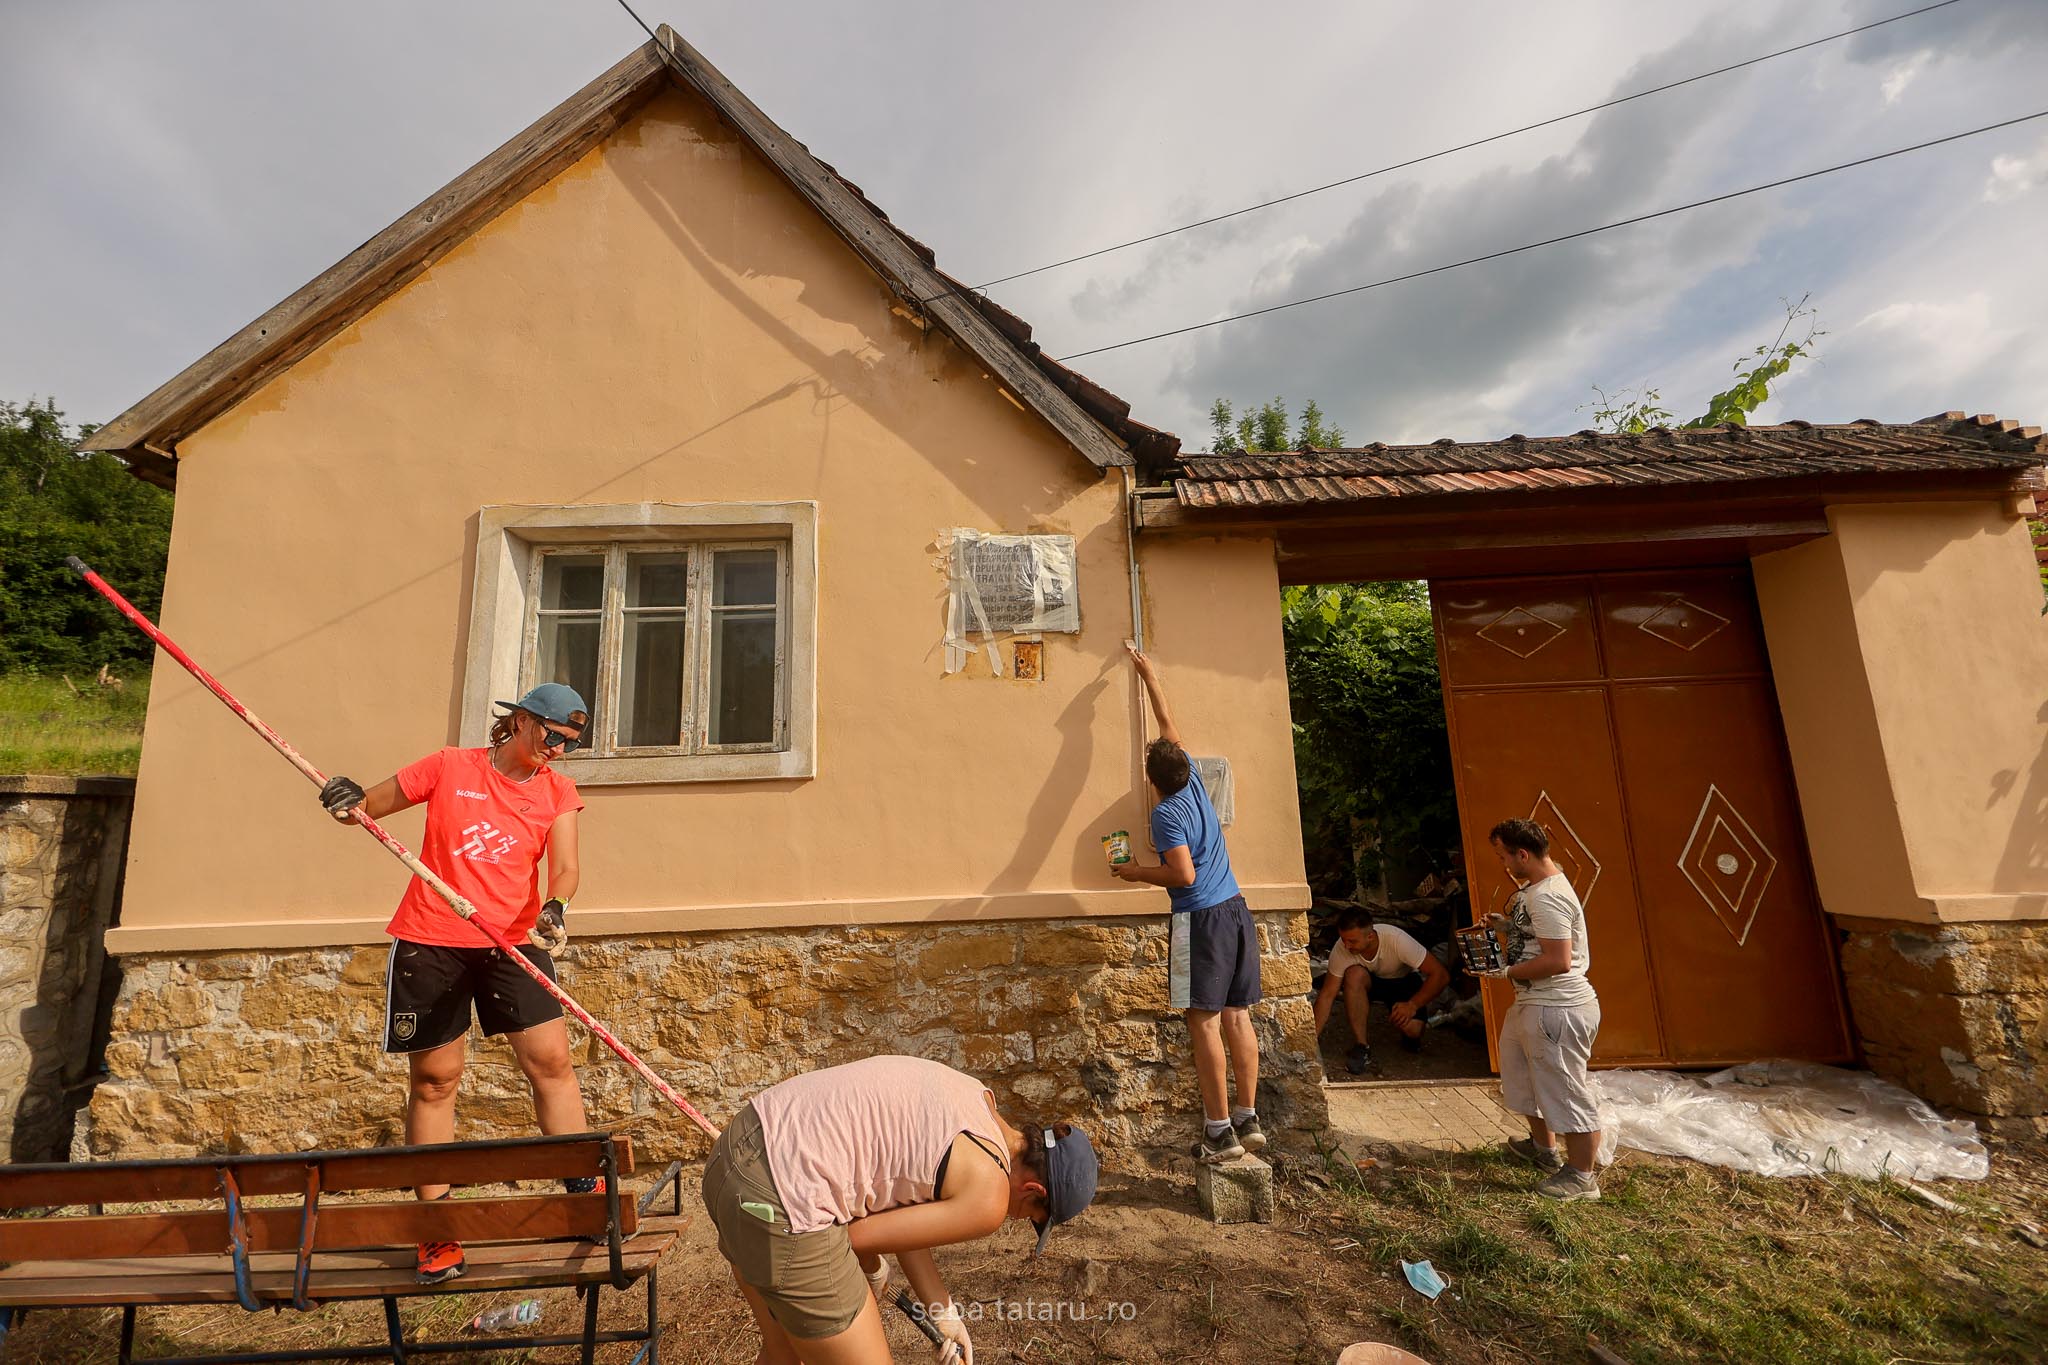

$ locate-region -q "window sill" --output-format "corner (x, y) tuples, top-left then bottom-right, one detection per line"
(554, 750), (814, 785)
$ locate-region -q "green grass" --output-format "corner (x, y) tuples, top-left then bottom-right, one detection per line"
(0, 668), (149, 775)
(1318, 1142), (2048, 1365)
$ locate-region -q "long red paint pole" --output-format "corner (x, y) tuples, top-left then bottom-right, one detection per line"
(67, 556), (721, 1141)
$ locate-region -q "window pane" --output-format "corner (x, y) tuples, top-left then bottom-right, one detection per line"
(714, 549), (778, 607)
(542, 554), (605, 611)
(535, 616), (600, 730)
(709, 611), (776, 745)
(627, 553), (689, 609)
(619, 613), (686, 747)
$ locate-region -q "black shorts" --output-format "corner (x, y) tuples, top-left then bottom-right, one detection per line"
(383, 939), (563, 1053)
(1167, 893), (1262, 1012)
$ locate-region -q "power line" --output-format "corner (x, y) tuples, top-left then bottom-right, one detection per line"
(1052, 108), (2048, 363)
(606, 0), (1976, 331)
(612, 0), (659, 47)
(952, 0), (1970, 297)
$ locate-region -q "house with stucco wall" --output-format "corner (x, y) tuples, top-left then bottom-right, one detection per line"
(71, 27), (2048, 1164)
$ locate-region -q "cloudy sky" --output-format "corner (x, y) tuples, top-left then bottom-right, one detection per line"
(4, 0), (2044, 450)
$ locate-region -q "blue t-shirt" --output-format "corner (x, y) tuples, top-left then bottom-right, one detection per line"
(1149, 768), (1241, 913)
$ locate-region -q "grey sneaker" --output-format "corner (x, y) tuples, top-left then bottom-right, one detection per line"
(1232, 1114), (1267, 1154)
(1192, 1127), (1246, 1164)
(1507, 1137), (1563, 1172)
(1536, 1166), (1600, 1202)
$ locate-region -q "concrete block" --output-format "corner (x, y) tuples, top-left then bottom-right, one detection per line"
(1195, 1153), (1274, 1224)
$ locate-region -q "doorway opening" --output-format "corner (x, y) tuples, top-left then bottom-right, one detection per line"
(1280, 580), (1493, 1086)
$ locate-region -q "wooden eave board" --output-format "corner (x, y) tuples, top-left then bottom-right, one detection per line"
(84, 30), (1134, 474)
(1141, 466), (2043, 534)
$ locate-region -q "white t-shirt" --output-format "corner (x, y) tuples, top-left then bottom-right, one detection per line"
(1505, 874), (1596, 1008)
(1328, 922), (1429, 979)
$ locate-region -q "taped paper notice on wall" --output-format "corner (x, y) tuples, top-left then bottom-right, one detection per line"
(942, 529), (1079, 674)
(1192, 756), (1235, 826)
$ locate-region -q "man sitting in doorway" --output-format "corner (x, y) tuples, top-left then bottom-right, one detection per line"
(1313, 909), (1451, 1074)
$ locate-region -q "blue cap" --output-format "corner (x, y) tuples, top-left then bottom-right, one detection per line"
(494, 683), (590, 751)
(1032, 1124), (1099, 1254)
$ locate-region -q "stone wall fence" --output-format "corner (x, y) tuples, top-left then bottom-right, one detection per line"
(0, 775), (133, 1163)
(1835, 915), (2047, 1132)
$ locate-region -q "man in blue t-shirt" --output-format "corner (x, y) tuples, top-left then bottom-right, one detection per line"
(1110, 644), (1263, 1164)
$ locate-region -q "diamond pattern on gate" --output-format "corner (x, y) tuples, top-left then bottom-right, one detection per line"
(1637, 595), (1731, 652)
(1475, 606), (1566, 659)
(1528, 790), (1600, 909)
(1678, 784), (1777, 946)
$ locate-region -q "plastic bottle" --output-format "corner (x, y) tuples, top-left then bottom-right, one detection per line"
(468, 1299), (543, 1333)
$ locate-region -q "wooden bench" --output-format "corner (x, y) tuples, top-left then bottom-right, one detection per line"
(0, 1131), (687, 1364)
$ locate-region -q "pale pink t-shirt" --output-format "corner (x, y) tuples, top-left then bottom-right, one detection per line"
(751, 1056), (1007, 1235)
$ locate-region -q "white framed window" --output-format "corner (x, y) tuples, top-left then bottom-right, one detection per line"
(463, 503), (817, 784)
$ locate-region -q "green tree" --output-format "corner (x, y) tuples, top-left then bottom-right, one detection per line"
(1209, 397), (1348, 453)
(1587, 295), (1824, 435)
(0, 400), (174, 674)
(1281, 580), (1455, 899)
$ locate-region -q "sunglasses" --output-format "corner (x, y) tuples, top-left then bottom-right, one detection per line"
(533, 721), (581, 751)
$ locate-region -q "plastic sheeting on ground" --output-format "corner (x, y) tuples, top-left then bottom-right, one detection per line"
(1592, 1060), (1989, 1182)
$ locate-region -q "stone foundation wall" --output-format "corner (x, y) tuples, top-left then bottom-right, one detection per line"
(0, 776), (133, 1162)
(77, 912), (1325, 1167)
(1836, 915), (2047, 1117)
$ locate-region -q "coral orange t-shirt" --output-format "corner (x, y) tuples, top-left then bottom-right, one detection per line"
(383, 747), (583, 949)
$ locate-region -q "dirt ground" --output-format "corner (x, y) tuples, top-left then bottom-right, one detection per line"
(14, 1125), (2048, 1365)
(1315, 1006), (1493, 1085)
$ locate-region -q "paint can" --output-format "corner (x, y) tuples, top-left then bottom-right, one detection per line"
(1102, 831), (1132, 865)
(1454, 923), (1505, 975)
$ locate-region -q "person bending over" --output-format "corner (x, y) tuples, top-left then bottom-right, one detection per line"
(703, 1054), (1098, 1364)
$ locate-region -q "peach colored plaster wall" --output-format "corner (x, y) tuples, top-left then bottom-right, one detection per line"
(1755, 501), (2048, 924)
(115, 89), (1307, 951)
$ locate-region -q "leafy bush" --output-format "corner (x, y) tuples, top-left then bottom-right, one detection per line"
(0, 400), (172, 673)
(1282, 581), (1457, 898)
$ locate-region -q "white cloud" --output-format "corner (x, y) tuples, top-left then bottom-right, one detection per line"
(1984, 136), (2048, 203)
(1851, 293), (2008, 381)
(1879, 52), (1929, 105)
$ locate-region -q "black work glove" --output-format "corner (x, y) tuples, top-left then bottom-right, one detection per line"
(529, 897), (569, 953)
(319, 775), (365, 822)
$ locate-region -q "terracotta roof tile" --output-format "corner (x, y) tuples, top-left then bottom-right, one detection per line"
(1173, 415), (2046, 510)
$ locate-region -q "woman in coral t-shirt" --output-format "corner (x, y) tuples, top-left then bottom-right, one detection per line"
(317, 683), (591, 1286)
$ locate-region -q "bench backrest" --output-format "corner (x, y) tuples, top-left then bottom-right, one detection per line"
(0, 1131), (636, 1264)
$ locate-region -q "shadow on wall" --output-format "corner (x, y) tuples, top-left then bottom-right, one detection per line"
(0, 780), (131, 1162)
(610, 96), (1088, 535)
(1988, 696), (2048, 892)
(920, 673), (1128, 917)
(1848, 512), (2048, 896)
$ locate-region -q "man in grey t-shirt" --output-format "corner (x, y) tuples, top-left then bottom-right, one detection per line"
(1487, 817), (1603, 1201)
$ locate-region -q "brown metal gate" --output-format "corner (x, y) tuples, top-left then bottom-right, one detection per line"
(1432, 567), (1852, 1068)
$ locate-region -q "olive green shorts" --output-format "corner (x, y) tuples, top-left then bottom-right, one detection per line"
(701, 1103), (869, 1340)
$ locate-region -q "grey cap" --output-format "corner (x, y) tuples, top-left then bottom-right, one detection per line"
(494, 683), (590, 751)
(1031, 1123), (1099, 1254)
